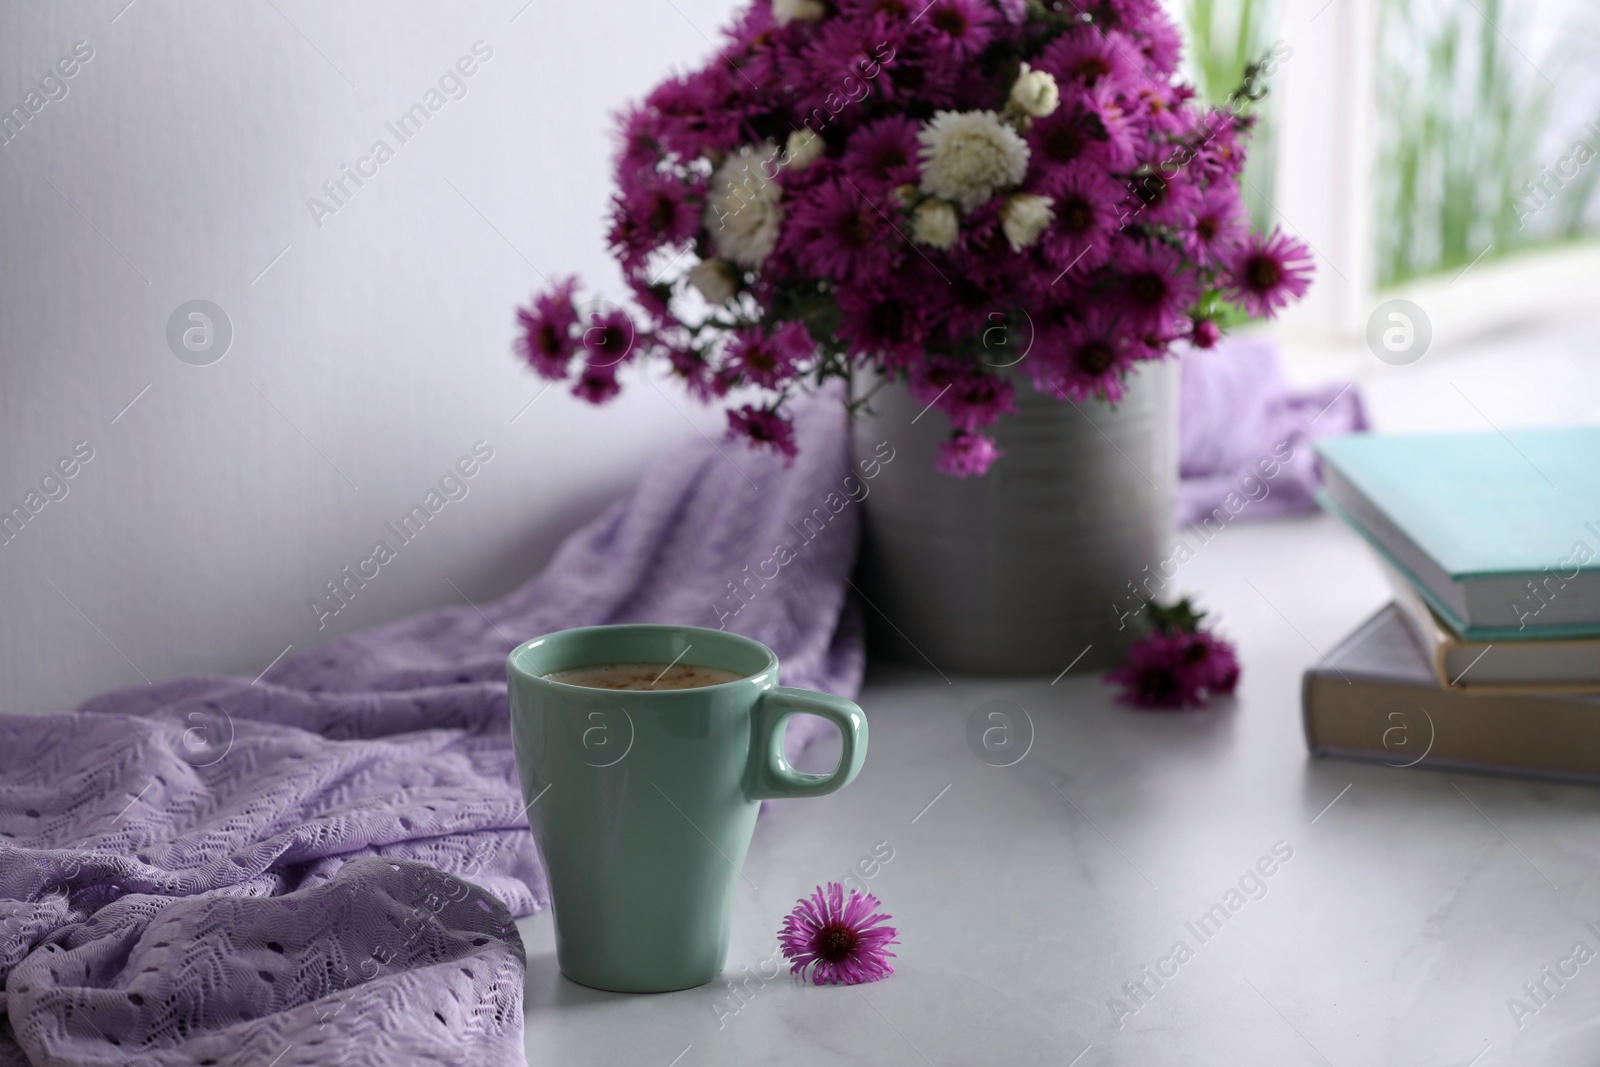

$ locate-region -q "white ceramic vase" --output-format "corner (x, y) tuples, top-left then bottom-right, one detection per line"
(852, 359), (1178, 676)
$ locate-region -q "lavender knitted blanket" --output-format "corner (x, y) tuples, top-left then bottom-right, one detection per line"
(0, 394), (864, 1067)
(1177, 334), (1368, 524)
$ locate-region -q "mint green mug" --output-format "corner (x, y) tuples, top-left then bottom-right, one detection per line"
(507, 623), (868, 993)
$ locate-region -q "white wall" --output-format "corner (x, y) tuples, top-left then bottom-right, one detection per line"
(0, 0), (738, 711)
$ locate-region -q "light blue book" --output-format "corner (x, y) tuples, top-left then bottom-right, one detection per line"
(1315, 426), (1600, 641)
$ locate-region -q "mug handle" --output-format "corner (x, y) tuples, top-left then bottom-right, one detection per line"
(745, 688), (868, 801)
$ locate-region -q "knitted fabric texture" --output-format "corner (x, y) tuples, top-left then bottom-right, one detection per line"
(0, 392), (864, 1066)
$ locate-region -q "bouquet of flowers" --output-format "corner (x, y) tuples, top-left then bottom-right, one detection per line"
(515, 0), (1313, 476)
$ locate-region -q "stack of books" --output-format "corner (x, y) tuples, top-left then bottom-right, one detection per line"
(1304, 425), (1600, 781)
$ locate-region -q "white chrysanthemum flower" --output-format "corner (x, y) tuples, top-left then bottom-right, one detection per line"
(911, 199), (959, 249)
(772, 0), (825, 25)
(785, 128), (825, 171)
(1009, 63), (1060, 118)
(1000, 193), (1054, 251)
(687, 258), (739, 304)
(916, 110), (1031, 213)
(706, 143), (784, 268)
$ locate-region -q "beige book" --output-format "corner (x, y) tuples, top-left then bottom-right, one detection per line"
(1377, 558), (1600, 694)
(1303, 605), (1600, 783)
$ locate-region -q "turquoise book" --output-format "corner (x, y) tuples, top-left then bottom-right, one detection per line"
(1315, 425), (1600, 640)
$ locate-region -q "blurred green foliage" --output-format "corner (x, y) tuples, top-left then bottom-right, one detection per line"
(1375, 0), (1600, 284)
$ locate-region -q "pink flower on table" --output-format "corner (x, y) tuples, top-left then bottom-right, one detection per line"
(1108, 632), (1204, 707)
(726, 321), (813, 389)
(779, 882), (899, 986)
(1224, 228), (1316, 319)
(1195, 630), (1241, 693)
(515, 277), (581, 380)
(936, 430), (1004, 478)
(1107, 630), (1240, 708)
(1106, 597), (1241, 709)
(726, 403), (798, 464)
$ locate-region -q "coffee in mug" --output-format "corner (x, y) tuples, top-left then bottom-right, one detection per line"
(546, 662), (744, 691)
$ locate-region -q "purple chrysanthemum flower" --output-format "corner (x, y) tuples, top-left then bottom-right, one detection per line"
(1028, 99), (1096, 171)
(778, 883), (899, 986)
(915, 0), (996, 62)
(578, 307), (636, 370)
(515, 277), (581, 379)
(665, 342), (717, 401)
(727, 403), (798, 463)
(1079, 81), (1139, 168)
(510, 0), (1315, 472)
(614, 105), (665, 177)
(935, 430), (1004, 478)
(1105, 597), (1240, 709)
(1116, 241), (1200, 335)
(1037, 27), (1138, 89)
(835, 284), (928, 367)
(1123, 164), (1202, 230)
(572, 357), (622, 404)
(1224, 228), (1316, 319)
(1038, 165), (1122, 276)
(787, 177), (901, 286)
(1135, 11), (1185, 75)
(1183, 186), (1248, 268)
(1189, 315), (1221, 349)
(1106, 630), (1240, 708)
(909, 359), (1015, 433)
(1047, 305), (1141, 403)
(841, 115), (922, 191)
(608, 170), (702, 272)
(726, 321), (812, 388)
(800, 12), (913, 107)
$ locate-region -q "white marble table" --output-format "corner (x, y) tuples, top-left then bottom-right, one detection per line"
(518, 514), (1600, 1066)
